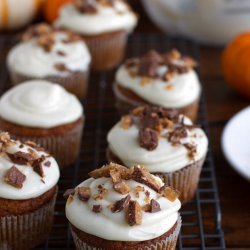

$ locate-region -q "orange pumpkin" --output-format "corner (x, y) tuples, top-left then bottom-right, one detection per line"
(43, 0), (72, 23)
(222, 33), (250, 98)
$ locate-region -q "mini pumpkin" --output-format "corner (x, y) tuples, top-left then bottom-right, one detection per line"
(222, 33), (250, 98)
(43, 0), (72, 23)
(0, 0), (43, 30)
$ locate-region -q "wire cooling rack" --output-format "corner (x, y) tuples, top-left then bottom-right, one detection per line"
(0, 34), (225, 249)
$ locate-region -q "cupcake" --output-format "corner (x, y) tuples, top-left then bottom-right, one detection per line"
(113, 49), (200, 121)
(7, 23), (91, 99)
(65, 163), (181, 249)
(0, 80), (84, 168)
(0, 132), (60, 249)
(107, 106), (208, 204)
(55, 0), (138, 71)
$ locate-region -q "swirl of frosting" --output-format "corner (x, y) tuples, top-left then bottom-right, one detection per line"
(7, 32), (91, 78)
(55, 0), (138, 35)
(107, 107), (208, 173)
(0, 133), (60, 200)
(0, 80), (83, 128)
(66, 165), (181, 241)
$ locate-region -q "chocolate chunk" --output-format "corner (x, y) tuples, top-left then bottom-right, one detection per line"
(7, 151), (36, 165)
(160, 186), (180, 202)
(78, 186), (91, 201)
(111, 195), (131, 213)
(140, 108), (160, 130)
(92, 205), (102, 213)
(32, 155), (46, 177)
(167, 126), (188, 145)
(4, 166), (26, 189)
(138, 61), (158, 78)
(54, 63), (69, 72)
(126, 200), (142, 226)
(131, 166), (161, 192)
(44, 161), (51, 167)
(139, 128), (158, 151)
(63, 188), (75, 199)
(149, 199), (161, 213)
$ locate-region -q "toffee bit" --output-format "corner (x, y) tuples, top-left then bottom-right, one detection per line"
(0, 132), (10, 143)
(54, 63), (70, 72)
(74, 0), (97, 14)
(92, 205), (102, 213)
(120, 115), (133, 129)
(139, 128), (158, 151)
(126, 200), (142, 226)
(93, 186), (108, 200)
(167, 126), (188, 145)
(134, 185), (145, 198)
(37, 34), (55, 52)
(63, 188), (75, 199)
(57, 50), (66, 56)
(4, 166), (26, 189)
(149, 199), (161, 213)
(7, 151), (36, 166)
(44, 161), (51, 167)
(78, 186), (91, 201)
(160, 186), (180, 202)
(184, 143), (197, 160)
(111, 194), (131, 213)
(32, 155), (46, 177)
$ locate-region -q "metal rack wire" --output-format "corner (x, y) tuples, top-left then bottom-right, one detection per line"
(0, 34), (225, 249)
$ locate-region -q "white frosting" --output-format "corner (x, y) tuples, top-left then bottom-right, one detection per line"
(55, 1), (138, 35)
(0, 139), (60, 200)
(7, 32), (91, 78)
(115, 65), (201, 108)
(66, 176), (181, 241)
(0, 80), (83, 128)
(107, 118), (208, 173)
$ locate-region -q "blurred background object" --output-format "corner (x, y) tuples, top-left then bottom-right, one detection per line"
(141, 0), (250, 46)
(0, 0), (43, 31)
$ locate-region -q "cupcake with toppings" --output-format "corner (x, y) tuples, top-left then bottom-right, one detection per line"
(0, 132), (60, 249)
(107, 106), (208, 203)
(7, 23), (91, 99)
(114, 49), (200, 121)
(65, 163), (181, 249)
(0, 80), (84, 168)
(55, 0), (138, 71)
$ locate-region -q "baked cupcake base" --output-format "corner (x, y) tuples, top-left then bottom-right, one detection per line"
(9, 70), (89, 100)
(0, 186), (58, 250)
(82, 30), (127, 71)
(107, 148), (206, 204)
(71, 215), (181, 250)
(113, 83), (199, 121)
(0, 117), (84, 168)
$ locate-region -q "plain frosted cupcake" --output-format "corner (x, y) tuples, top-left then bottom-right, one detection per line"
(55, 0), (138, 71)
(107, 106), (208, 203)
(114, 49), (200, 121)
(7, 23), (91, 99)
(0, 80), (84, 168)
(65, 163), (181, 249)
(0, 132), (60, 249)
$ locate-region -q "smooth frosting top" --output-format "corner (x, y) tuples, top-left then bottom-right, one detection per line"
(7, 24), (91, 77)
(0, 133), (60, 200)
(66, 163), (181, 241)
(107, 106), (208, 173)
(55, 0), (138, 35)
(0, 80), (83, 128)
(115, 50), (201, 108)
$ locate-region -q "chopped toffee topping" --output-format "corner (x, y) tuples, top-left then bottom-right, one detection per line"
(0, 132), (10, 144)
(120, 115), (133, 129)
(74, 0), (114, 14)
(22, 23), (52, 41)
(134, 185), (145, 198)
(78, 186), (91, 201)
(139, 128), (158, 151)
(57, 50), (66, 56)
(111, 194), (131, 213)
(44, 161), (51, 167)
(149, 199), (161, 213)
(160, 186), (180, 202)
(54, 63), (70, 72)
(37, 34), (55, 52)
(25, 141), (46, 152)
(32, 156), (45, 178)
(92, 205), (102, 213)
(125, 49), (197, 82)
(93, 185), (108, 200)
(126, 200), (142, 226)
(4, 166), (26, 189)
(7, 151), (36, 165)
(110, 167), (131, 194)
(63, 188), (76, 199)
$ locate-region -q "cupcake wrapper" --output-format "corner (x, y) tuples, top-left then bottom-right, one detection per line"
(71, 215), (181, 250)
(12, 122), (83, 168)
(0, 188), (58, 250)
(156, 157), (206, 204)
(113, 83), (200, 121)
(82, 31), (127, 71)
(9, 69), (89, 100)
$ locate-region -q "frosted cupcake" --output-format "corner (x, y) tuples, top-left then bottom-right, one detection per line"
(114, 49), (200, 121)
(0, 132), (60, 249)
(7, 23), (91, 99)
(107, 106), (208, 203)
(0, 80), (84, 168)
(55, 0), (138, 71)
(65, 163), (181, 249)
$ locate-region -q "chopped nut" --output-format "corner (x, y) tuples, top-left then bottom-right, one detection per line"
(111, 194), (131, 213)
(63, 188), (75, 199)
(92, 205), (102, 213)
(4, 166), (26, 189)
(126, 200), (142, 226)
(120, 115), (133, 129)
(149, 199), (161, 213)
(78, 186), (91, 201)
(160, 186), (180, 202)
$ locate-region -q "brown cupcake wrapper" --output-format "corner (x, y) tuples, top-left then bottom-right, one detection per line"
(82, 31), (127, 71)
(9, 69), (90, 100)
(0, 187), (58, 250)
(155, 157), (206, 204)
(113, 83), (200, 121)
(71, 215), (181, 250)
(12, 122), (83, 168)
